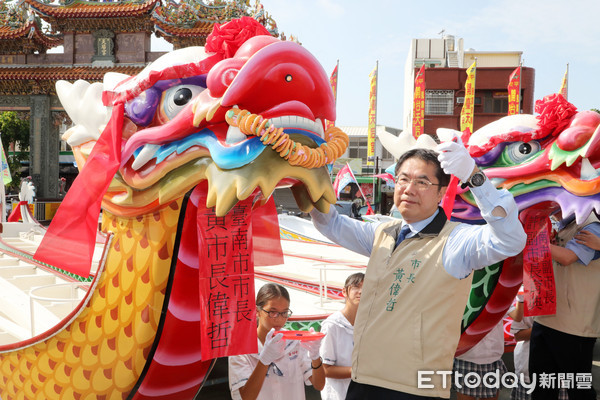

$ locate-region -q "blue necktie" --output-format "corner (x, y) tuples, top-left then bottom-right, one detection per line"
(395, 225), (411, 249)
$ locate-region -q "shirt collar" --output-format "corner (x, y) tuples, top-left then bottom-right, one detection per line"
(402, 208), (440, 236)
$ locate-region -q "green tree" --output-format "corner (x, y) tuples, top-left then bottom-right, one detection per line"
(0, 111), (30, 191)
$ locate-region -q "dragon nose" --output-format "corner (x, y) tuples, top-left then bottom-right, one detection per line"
(556, 125), (594, 151)
(556, 110), (600, 152)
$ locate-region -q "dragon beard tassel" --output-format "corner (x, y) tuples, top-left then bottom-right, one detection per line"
(225, 108), (349, 169)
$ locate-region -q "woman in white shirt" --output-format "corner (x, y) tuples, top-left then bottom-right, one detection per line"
(319, 272), (364, 400)
(228, 283), (325, 400)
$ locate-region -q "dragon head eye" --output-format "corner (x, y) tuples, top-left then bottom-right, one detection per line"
(518, 142), (534, 154)
(285, 74), (293, 82)
(506, 140), (541, 163)
(173, 88), (193, 106)
(162, 84), (205, 120)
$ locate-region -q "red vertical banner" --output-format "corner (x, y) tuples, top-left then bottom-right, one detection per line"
(325, 62), (339, 131)
(460, 61), (476, 137)
(412, 64), (425, 138)
(367, 62), (377, 166)
(508, 66), (521, 115)
(251, 196), (284, 267)
(197, 191), (257, 359)
(520, 207), (556, 317)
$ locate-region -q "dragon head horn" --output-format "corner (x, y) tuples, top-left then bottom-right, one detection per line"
(378, 129), (438, 160)
(56, 80), (111, 146)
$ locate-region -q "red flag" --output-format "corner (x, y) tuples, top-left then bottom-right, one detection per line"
(508, 66), (521, 115)
(412, 64), (425, 138)
(7, 201), (28, 222)
(34, 103), (124, 278)
(325, 62), (339, 130)
(373, 172), (395, 186)
(333, 163), (358, 199)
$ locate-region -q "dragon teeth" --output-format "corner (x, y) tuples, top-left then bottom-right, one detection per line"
(225, 126), (247, 144)
(270, 116), (324, 137)
(314, 118), (324, 136)
(580, 157), (600, 181)
(131, 144), (160, 171)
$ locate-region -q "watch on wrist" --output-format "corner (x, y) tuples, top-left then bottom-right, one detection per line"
(461, 171), (486, 189)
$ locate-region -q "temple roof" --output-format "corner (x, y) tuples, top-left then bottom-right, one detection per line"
(0, 65), (143, 95)
(152, 0), (278, 48)
(24, 0), (160, 20)
(23, 0), (160, 33)
(0, 1), (62, 54)
(0, 65), (142, 80)
(2, 0), (278, 45)
(0, 20), (63, 54)
(0, 0), (283, 64)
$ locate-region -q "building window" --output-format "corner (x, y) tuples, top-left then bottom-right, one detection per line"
(456, 97), (482, 106)
(425, 90), (454, 115)
(348, 137), (368, 159)
(482, 91), (508, 114)
(348, 136), (392, 161)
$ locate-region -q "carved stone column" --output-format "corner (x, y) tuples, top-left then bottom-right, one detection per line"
(30, 95), (59, 198)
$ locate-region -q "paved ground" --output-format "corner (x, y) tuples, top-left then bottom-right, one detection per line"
(197, 340), (600, 399)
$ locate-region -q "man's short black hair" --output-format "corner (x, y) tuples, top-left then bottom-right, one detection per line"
(394, 148), (451, 187)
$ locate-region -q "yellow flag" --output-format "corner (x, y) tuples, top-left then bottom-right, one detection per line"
(367, 63), (377, 166)
(460, 61), (476, 137)
(559, 64), (568, 100)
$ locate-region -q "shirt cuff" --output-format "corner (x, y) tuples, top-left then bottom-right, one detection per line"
(469, 179), (512, 221)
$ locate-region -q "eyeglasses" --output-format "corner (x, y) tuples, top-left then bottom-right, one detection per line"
(395, 176), (442, 191)
(260, 307), (293, 319)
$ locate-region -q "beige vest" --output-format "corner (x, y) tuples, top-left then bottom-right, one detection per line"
(535, 215), (600, 338)
(351, 218), (472, 398)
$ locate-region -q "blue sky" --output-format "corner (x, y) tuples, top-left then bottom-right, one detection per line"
(252, 0), (600, 129)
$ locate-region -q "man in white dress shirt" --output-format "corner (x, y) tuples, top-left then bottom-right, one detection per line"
(311, 135), (527, 400)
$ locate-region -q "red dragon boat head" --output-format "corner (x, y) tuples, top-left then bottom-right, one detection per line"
(60, 16), (345, 219)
